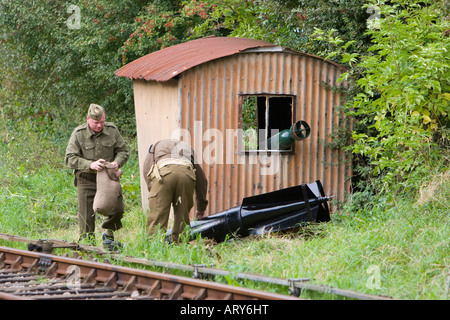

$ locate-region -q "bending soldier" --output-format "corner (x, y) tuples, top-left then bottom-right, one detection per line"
(65, 104), (129, 250)
(143, 139), (208, 242)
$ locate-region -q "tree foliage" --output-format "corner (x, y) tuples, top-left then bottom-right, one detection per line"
(0, 0), (146, 130)
(0, 0), (447, 195)
(313, 0), (449, 193)
(0, 0), (370, 127)
(183, 0), (372, 54)
(121, 0), (227, 65)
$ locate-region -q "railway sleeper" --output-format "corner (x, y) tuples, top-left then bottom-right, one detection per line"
(0, 263), (247, 301)
(1, 246), (298, 300)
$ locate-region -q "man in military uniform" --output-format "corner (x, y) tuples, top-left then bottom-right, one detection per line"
(65, 104), (129, 249)
(143, 139), (208, 242)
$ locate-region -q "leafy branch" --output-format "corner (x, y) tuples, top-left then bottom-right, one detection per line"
(312, 0), (449, 193)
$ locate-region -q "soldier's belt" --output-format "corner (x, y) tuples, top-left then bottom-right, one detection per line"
(158, 158), (193, 169)
(147, 158), (193, 182)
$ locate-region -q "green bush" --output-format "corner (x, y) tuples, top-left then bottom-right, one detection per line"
(0, 0), (448, 300)
(313, 0), (449, 194)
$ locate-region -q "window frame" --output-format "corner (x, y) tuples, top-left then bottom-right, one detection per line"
(238, 93), (297, 154)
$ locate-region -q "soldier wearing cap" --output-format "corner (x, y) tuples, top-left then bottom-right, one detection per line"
(143, 139), (208, 242)
(65, 104), (129, 249)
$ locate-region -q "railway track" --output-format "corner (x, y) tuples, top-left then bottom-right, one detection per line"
(0, 245), (299, 300)
(0, 233), (393, 300)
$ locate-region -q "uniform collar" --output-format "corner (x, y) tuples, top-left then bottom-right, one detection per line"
(84, 123), (110, 139)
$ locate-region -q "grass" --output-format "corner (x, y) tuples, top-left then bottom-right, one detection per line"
(0, 116), (448, 300)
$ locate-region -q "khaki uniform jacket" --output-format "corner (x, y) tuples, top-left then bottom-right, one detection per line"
(143, 140), (208, 212)
(65, 122), (129, 171)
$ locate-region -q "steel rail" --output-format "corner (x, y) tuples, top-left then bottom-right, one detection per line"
(0, 233), (393, 300)
(110, 256), (392, 300)
(0, 246), (299, 300)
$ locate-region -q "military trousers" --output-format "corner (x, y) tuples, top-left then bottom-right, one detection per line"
(147, 164), (196, 242)
(76, 171), (123, 238)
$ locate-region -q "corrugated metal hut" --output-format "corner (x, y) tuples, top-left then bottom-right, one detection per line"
(115, 36), (351, 216)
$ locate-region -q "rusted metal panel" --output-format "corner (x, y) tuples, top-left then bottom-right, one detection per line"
(114, 37), (274, 82)
(176, 51), (350, 216)
(118, 37), (350, 216)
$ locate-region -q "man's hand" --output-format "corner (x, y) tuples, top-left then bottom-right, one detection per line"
(90, 159), (106, 171)
(110, 161), (119, 171)
(196, 211), (205, 219)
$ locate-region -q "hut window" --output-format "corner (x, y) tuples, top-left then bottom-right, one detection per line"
(240, 94), (295, 152)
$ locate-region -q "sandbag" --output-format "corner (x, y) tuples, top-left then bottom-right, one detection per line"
(93, 162), (123, 215)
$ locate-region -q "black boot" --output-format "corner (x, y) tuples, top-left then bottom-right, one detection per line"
(102, 232), (123, 251)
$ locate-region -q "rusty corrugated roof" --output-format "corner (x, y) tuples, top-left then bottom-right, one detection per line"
(114, 36), (274, 82)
